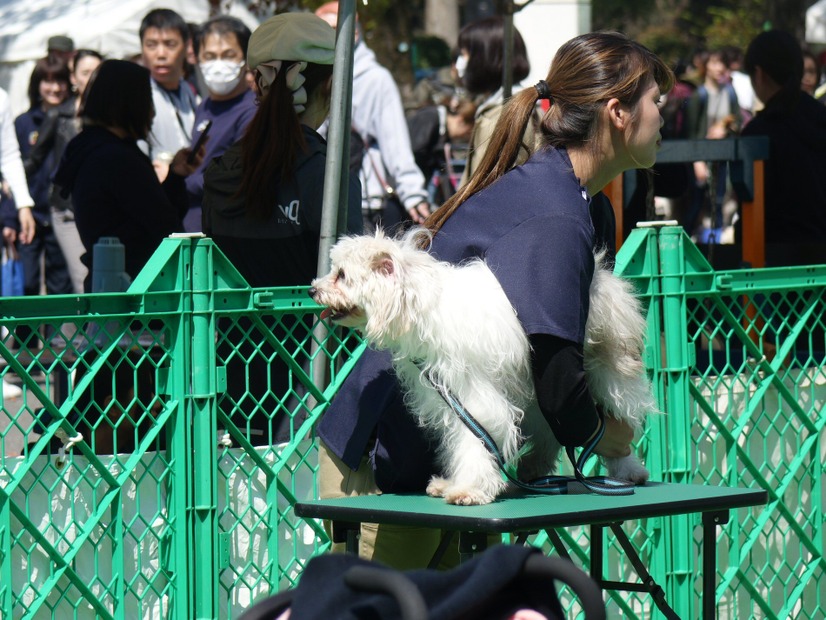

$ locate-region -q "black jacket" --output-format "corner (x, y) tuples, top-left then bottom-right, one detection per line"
(202, 125), (362, 288)
(25, 97), (80, 212)
(53, 126), (187, 290)
(742, 91), (826, 263)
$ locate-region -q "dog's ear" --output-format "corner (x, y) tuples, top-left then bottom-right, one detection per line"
(371, 252), (395, 276)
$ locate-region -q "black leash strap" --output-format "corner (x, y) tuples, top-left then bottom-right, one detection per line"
(422, 371), (635, 496)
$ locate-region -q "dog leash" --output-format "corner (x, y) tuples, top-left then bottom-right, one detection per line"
(421, 371), (636, 496)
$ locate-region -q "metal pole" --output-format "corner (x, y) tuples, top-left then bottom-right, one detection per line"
(313, 0), (358, 401)
(502, 0), (514, 99)
(501, 0), (535, 99)
(317, 0), (357, 278)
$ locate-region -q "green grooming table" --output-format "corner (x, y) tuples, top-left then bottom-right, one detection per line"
(295, 482), (768, 619)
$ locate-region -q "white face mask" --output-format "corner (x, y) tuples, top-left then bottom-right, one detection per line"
(200, 59), (245, 96)
(454, 54), (468, 80)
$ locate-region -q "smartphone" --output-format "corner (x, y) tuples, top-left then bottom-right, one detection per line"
(187, 120), (213, 164)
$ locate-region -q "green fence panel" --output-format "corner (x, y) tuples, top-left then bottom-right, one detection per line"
(614, 225), (825, 619)
(2, 230), (823, 618)
(0, 237), (359, 619)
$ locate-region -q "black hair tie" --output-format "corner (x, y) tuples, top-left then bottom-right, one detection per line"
(534, 80), (551, 100)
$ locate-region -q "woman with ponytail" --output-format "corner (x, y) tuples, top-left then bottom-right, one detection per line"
(317, 31), (673, 569)
(202, 12), (361, 285)
(201, 13), (362, 446)
(741, 29), (826, 265)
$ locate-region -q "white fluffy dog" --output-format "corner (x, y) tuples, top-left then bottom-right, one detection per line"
(309, 228), (655, 505)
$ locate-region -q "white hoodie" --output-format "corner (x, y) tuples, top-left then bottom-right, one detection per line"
(350, 42), (428, 211)
(0, 87), (34, 209)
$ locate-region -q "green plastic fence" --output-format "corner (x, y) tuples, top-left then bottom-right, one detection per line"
(615, 225), (824, 619)
(0, 237), (362, 619)
(1, 228), (823, 619)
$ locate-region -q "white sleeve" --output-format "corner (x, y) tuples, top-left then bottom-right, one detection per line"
(0, 88), (34, 209)
(369, 71), (428, 210)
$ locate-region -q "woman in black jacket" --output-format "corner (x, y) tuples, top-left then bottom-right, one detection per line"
(742, 30), (826, 266)
(53, 59), (203, 291)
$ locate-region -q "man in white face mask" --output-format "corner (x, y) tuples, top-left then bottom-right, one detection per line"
(184, 15), (256, 231)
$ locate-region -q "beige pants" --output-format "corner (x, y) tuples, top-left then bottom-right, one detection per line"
(318, 442), (499, 570)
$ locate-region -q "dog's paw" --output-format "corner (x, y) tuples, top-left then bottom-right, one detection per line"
(442, 486), (494, 506)
(426, 476), (450, 498)
(605, 455), (650, 484)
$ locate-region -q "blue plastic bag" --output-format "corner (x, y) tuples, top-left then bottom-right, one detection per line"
(2, 254), (24, 297)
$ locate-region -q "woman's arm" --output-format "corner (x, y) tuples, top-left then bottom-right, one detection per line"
(163, 146), (204, 220)
(530, 333), (632, 456)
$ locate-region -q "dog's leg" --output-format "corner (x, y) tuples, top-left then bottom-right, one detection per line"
(435, 384), (530, 505)
(602, 454), (650, 484)
(435, 426), (506, 505)
(425, 476), (451, 498)
(514, 404), (561, 483)
(585, 260), (655, 487)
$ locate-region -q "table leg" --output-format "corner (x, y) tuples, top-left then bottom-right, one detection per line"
(605, 523), (681, 619)
(428, 531), (455, 569)
(702, 510), (729, 620)
(331, 520), (360, 555)
(458, 531), (489, 563)
(545, 528), (573, 562)
(590, 524), (604, 584)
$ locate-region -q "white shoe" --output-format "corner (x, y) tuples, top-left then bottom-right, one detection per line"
(2, 379), (22, 399)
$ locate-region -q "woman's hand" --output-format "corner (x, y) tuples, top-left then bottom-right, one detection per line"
(3, 226), (18, 251)
(169, 144), (205, 178)
(408, 200), (431, 224)
(16, 207), (36, 244)
(593, 415), (634, 458)
(693, 160), (708, 186)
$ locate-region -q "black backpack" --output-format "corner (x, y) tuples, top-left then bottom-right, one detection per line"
(349, 127), (367, 175)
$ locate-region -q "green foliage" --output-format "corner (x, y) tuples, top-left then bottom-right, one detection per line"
(412, 35), (452, 70)
(701, 4), (765, 51)
(593, 0), (806, 62)
(636, 24), (696, 67)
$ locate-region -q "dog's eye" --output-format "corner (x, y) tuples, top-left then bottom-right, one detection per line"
(336, 268), (345, 282)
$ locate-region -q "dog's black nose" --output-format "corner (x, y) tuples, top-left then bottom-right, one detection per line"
(308, 287), (317, 298)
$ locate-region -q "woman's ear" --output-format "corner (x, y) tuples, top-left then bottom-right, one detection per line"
(605, 97), (631, 131)
(252, 69), (265, 99)
(605, 97), (629, 131)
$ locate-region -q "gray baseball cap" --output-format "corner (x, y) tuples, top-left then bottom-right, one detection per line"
(247, 13), (335, 72)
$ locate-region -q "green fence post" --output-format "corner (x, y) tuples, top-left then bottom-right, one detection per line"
(617, 223), (672, 618)
(657, 226), (698, 617)
(188, 238), (219, 619)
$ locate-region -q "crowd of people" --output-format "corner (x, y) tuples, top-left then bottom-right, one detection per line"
(638, 40), (826, 252)
(0, 10), (817, 307)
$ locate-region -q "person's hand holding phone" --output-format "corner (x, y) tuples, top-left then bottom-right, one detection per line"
(170, 120), (212, 177)
(187, 120), (212, 164)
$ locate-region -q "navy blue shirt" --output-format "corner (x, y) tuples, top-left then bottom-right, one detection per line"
(186, 89), (257, 210)
(318, 146), (598, 491)
(430, 147), (595, 342)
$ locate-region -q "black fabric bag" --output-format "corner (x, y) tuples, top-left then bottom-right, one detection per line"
(237, 545), (606, 620)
